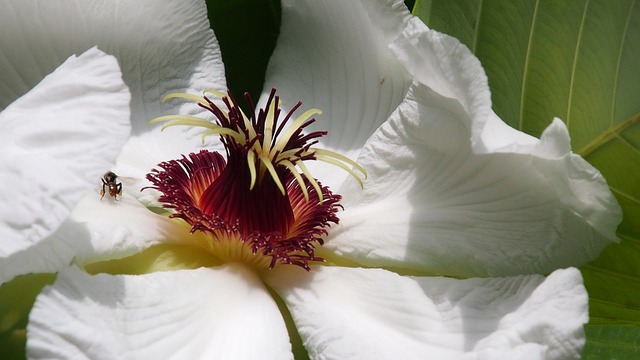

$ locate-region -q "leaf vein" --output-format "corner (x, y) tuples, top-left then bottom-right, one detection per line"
(582, 263), (640, 282)
(588, 317), (640, 325)
(610, 0), (637, 127)
(585, 337), (640, 348)
(616, 232), (640, 244)
(518, 0), (539, 131)
(617, 133), (640, 157)
(471, 0), (483, 54)
(589, 298), (640, 312)
(566, 0), (590, 130)
(578, 112), (640, 156)
(611, 186), (640, 206)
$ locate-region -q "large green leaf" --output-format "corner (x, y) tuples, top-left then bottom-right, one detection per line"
(0, 274), (55, 359)
(205, 0), (281, 106)
(415, 0), (640, 356)
(583, 325), (640, 359)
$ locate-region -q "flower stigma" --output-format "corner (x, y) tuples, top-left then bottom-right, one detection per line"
(146, 89), (366, 270)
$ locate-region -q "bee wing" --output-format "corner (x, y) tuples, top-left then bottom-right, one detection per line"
(117, 175), (138, 185)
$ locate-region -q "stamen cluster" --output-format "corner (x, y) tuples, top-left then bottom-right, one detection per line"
(146, 89), (365, 270)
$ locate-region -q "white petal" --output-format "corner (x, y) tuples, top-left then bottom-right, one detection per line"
(0, 48), (130, 283)
(266, 266), (587, 360)
(69, 192), (222, 265)
(28, 265), (292, 360)
(389, 18), (492, 149)
(0, 172), (198, 284)
(262, 0), (412, 188)
(390, 18), (602, 168)
(65, 195), (182, 263)
(328, 82), (620, 277)
(475, 111), (540, 153)
(1, 0), (226, 169)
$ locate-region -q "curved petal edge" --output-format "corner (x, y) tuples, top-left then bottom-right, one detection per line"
(329, 80), (619, 277)
(266, 266), (587, 360)
(0, 47), (130, 284)
(27, 265), (293, 360)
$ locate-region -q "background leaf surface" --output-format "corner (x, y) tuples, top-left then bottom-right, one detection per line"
(415, 0), (640, 356)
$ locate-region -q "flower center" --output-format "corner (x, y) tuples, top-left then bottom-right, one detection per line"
(145, 89), (366, 270)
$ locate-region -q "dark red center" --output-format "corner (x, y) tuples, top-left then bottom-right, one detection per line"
(145, 90), (343, 270)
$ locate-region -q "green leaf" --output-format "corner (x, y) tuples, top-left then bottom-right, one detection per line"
(0, 274), (55, 359)
(583, 325), (640, 359)
(415, 0), (640, 354)
(205, 0), (280, 105)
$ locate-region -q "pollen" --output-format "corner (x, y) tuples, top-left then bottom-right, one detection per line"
(145, 89), (366, 270)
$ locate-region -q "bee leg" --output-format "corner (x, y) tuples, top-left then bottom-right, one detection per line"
(100, 184), (106, 200)
(116, 183), (123, 200)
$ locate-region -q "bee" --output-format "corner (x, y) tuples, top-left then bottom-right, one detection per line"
(100, 171), (123, 200)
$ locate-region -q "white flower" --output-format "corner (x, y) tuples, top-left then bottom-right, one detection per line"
(0, 0), (621, 359)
